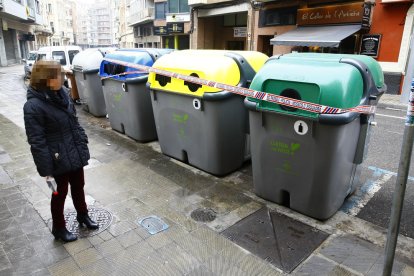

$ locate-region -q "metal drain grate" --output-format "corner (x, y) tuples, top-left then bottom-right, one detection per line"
(61, 207), (113, 238)
(221, 207), (329, 273)
(190, 208), (216, 222)
(138, 215), (169, 235)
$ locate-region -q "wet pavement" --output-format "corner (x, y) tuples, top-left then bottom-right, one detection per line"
(0, 64), (413, 275)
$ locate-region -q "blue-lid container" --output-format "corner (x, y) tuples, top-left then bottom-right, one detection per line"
(99, 49), (155, 81)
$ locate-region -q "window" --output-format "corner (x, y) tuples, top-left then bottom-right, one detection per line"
(155, 2), (167, 20)
(48, 3), (52, 13)
(168, 0), (189, 13)
(223, 13), (247, 27)
(68, 50), (79, 64)
(52, 51), (66, 65)
(259, 7), (297, 27)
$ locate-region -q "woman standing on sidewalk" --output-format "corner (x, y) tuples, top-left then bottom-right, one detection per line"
(23, 60), (98, 242)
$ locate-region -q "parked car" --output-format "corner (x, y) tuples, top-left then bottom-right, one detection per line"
(37, 46), (82, 87)
(23, 51), (38, 77)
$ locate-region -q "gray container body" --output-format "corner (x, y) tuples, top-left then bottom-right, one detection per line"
(102, 77), (157, 142)
(249, 111), (363, 220)
(150, 90), (249, 176)
(73, 70), (106, 117)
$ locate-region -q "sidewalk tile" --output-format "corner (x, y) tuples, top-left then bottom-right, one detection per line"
(3, 234), (30, 252)
(294, 255), (337, 275)
(107, 220), (136, 237)
(47, 256), (82, 276)
(81, 258), (114, 276)
(157, 242), (201, 274)
(73, 247), (103, 268)
(185, 265), (216, 276)
(37, 246), (70, 267)
(64, 238), (93, 256)
(205, 253), (236, 275)
(6, 245), (36, 264)
(95, 237), (123, 257)
(146, 232), (173, 250)
(116, 228), (142, 248)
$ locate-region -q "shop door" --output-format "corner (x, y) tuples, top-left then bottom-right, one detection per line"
(3, 30), (17, 64)
(227, 41), (244, 50)
(258, 35), (273, 57)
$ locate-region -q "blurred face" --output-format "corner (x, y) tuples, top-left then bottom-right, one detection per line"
(47, 73), (62, 91)
(30, 60), (63, 92)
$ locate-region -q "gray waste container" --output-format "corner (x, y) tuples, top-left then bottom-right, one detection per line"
(245, 53), (386, 220)
(99, 48), (172, 142)
(148, 50), (268, 175)
(72, 48), (110, 117)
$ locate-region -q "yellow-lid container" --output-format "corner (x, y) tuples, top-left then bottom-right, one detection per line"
(148, 50), (268, 97)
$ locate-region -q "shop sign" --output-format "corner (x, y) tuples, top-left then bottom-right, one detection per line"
(361, 3), (372, 28)
(166, 14), (190, 23)
(167, 23), (184, 34)
(154, 26), (169, 36)
(234, 27), (247, 38)
(360, 34), (381, 58)
(297, 3), (365, 26)
(18, 33), (35, 41)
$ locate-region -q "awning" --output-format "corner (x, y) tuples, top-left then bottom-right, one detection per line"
(270, 25), (361, 47)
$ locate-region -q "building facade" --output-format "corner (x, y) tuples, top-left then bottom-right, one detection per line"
(153, 0), (190, 49)
(190, 0), (249, 50)
(128, 0), (161, 48)
(118, 0), (134, 47)
(368, 0), (414, 94)
(0, 0), (43, 66)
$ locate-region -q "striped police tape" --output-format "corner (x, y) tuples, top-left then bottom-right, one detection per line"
(102, 58), (376, 115)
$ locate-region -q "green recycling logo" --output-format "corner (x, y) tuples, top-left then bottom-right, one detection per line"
(173, 113), (189, 124)
(270, 140), (301, 156)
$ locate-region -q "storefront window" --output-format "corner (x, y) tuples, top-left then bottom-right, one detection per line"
(259, 7), (297, 27)
(168, 0), (189, 13)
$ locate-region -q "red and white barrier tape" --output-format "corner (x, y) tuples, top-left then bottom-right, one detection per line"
(102, 58), (376, 115)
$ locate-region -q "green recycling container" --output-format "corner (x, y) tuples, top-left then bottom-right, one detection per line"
(245, 53), (386, 220)
(148, 50), (268, 176)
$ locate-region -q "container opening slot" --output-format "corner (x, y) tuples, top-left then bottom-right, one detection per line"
(280, 89), (301, 112)
(104, 63), (127, 76)
(155, 74), (171, 87)
(184, 73), (202, 92)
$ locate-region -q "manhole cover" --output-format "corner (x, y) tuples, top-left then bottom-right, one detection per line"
(63, 207), (113, 238)
(138, 215), (169, 235)
(190, 208), (216, 222)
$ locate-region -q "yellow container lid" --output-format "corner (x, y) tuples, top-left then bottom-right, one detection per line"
(148, 50), (268, 97)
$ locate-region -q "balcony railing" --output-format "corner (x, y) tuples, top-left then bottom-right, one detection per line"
(27, 6), (35, 19)
(128, 7), (154, 26)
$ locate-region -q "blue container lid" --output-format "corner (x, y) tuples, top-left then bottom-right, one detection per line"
(99, 49), (154, 81)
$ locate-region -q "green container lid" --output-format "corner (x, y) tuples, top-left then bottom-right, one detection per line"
(248, 53), (384, 119)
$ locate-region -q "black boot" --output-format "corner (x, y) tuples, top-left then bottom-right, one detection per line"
(52, 227), (77, 242)
(77, 214), (99, 229)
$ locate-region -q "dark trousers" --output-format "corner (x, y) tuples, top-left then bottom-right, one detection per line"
(51, 168), (88, 229)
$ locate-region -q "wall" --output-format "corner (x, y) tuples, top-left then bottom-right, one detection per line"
(370, 1), (412, 62)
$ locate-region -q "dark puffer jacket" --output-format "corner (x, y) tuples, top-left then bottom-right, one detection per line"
(23, 87), (90, 177)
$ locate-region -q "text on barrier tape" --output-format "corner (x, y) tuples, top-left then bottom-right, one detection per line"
(102, 58), (376, 115)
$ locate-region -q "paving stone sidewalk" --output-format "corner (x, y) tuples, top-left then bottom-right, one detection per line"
(0, 64), (413, 275)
